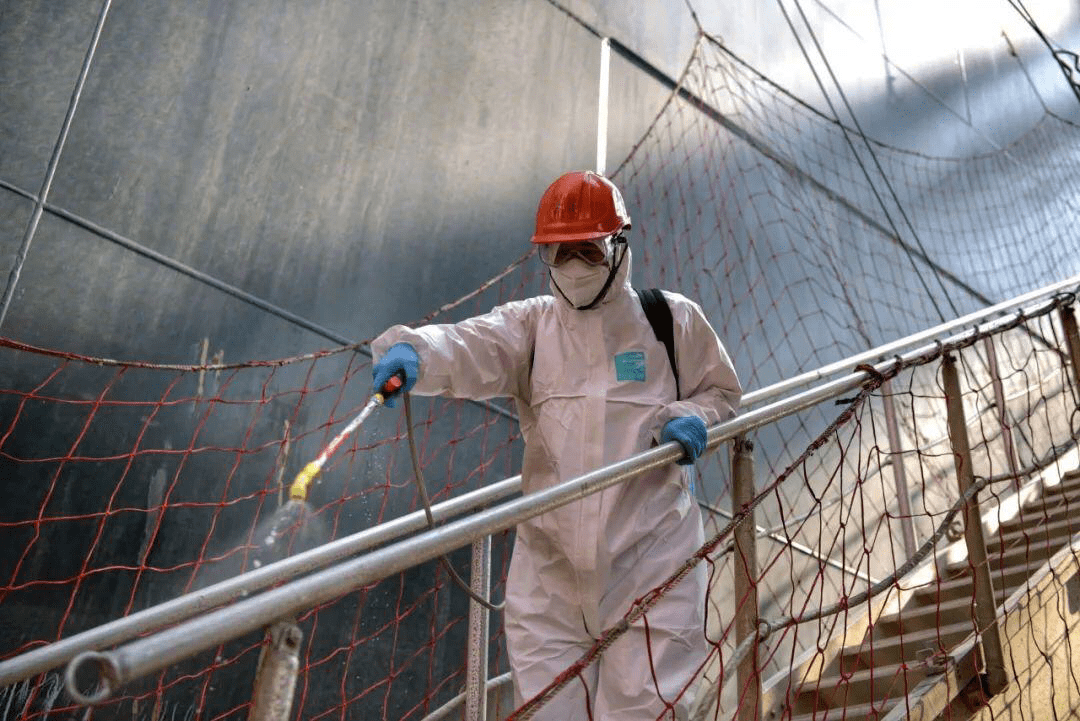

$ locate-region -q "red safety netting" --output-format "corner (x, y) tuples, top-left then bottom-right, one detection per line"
(5, 28), (1080, 721)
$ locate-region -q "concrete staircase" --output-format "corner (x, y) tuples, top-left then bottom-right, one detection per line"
(778, 470), (1080, 721)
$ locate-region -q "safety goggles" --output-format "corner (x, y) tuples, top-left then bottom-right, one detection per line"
(538, 235), (616, 267)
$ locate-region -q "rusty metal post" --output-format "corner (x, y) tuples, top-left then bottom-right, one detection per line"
(881, 381), (917, 559)
(982, 337), (1020, 484)
(1059, 304), (1080, 402)
(731, 437), (761, 721)
(248, 620), (302, 721)
(941, 353), (1008, 695)
(465, 536), (491, 721)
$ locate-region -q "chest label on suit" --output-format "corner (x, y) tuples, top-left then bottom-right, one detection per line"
(614, 351), (646, 382)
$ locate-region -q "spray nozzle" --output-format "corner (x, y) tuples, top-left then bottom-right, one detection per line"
(288, 462), (320, 501)
(374, 372), (405, 404)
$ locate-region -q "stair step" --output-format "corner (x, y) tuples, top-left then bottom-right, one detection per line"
(776, 471), (1080, 721)
(787, 698), (898, 721)
(792, 662), (927, 713)
(989, 514), (1079, 553)
(1001, 489), (1080, 529)
(841, 620), (976, 670)
(920, 560), (1036, 601)
(877, 595), (980, 635)
(946, 536), (1061, 576)
(997, 504), (1074, 536)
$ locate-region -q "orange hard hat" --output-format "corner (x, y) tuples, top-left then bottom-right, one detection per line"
(530, 171), (631, 245)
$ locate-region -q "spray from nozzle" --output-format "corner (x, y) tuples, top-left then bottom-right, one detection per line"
(255, 374), (406, 569)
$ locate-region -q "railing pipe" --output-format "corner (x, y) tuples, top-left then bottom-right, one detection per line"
(0, 476), (521, 688)
(16, 280), (1076, 690)
(982, 336), (1021, 484)
(465, 536), (491, 721)
(941, 353), (1008, 695)
(1059, 304), (1080, 400)
(699, 502), (879, 585)
(246, 621), (302, 721)
(57, 289), (1071, 703)
(424, 673), (513, 721)
(64, 439), (699, 704)
(881, 381), (917, 558)
(731, 437), (761, 721)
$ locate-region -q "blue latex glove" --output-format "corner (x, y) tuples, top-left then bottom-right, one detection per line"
(661, 416), (707, 466)
(372, 342), (419, 407)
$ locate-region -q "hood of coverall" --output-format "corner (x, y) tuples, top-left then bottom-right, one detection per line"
(547, 242), (632, 310)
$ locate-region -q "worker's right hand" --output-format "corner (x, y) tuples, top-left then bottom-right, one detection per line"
(372, 342), (419, 407)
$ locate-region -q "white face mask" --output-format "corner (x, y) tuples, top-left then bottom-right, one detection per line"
(550, 259), (610, 308)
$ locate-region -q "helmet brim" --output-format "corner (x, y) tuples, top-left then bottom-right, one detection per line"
(531, 224), (630, 245)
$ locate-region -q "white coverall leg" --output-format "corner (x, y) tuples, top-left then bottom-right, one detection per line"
(372, 248), (741, 720)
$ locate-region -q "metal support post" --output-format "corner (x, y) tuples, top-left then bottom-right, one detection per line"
(596, 37), (611, 175)
(881, 381), (917, 559)
(731, 437), (761, 721)
(465, 536), (491, 721)
(982, 337), (1020, 484)
(248, 620), (302, 721)
(1059, 304), (1080, 403)
(941, 353), (1008, 695)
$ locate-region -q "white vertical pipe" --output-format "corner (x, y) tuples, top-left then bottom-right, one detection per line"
(982, 336), (1020, 483)
(464, 537), (491, 721)
(882, 381), (917, 559)
(596, 37), (611, 174)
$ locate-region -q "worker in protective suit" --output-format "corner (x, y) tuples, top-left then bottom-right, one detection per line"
(372, 171), (741, 719)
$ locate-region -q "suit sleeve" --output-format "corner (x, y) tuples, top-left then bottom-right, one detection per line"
(371, 298), (542, 402)
(655, 292), (742, 433)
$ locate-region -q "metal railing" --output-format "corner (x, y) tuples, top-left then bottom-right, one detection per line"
(2, 273), (1078, 720)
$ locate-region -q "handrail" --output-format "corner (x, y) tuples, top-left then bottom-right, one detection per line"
(61, 286), (1074, 703)
(0, 278), (1069, 695)
(0, 476), (522, 687)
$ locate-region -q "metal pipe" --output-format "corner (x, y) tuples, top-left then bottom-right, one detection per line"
(65, 440), (696, 703)
(982, 336), (1021, 485)
(57, 291), (1067, 701)
(1059, 304), (1080, 401)
(941, 353), (1008, 695)
(742, 274), (1080, 409)
(0, 0), (112, 330)
(596, 37), (611, 175)
(246, 621), (302, 721)
(0, 476), (521, 688)
(423, 672), (512, 721)
(731, 437), (761, 721)
(882, 380), (917, 559)
(699, 501), (879, 585)
(465, 536), (491, 721)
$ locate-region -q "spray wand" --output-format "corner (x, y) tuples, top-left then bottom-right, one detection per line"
(262, 371), (503, 611)
(287, 374), (404, 503)
(254, 375), (404, 567)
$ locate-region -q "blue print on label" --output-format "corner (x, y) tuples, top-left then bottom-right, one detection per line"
(615, 351), (646, 382)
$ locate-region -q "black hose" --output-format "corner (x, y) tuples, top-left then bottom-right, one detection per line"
(403, 392), (505, 612)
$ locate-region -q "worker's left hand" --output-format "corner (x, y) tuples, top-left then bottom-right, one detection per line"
(661, 416), (707, 466)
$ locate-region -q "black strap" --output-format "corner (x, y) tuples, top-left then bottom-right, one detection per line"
(636, 288), (680, 400)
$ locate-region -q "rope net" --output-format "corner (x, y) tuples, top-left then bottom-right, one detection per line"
(4, 30), (1080, 721)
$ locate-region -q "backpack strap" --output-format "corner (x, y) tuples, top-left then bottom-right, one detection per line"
(636, 288), (680, 400)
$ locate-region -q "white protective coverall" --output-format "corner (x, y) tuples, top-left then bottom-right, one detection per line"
(372, 248), (741, 719)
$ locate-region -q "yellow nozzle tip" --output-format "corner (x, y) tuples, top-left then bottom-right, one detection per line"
(288, 463), (320, 501)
